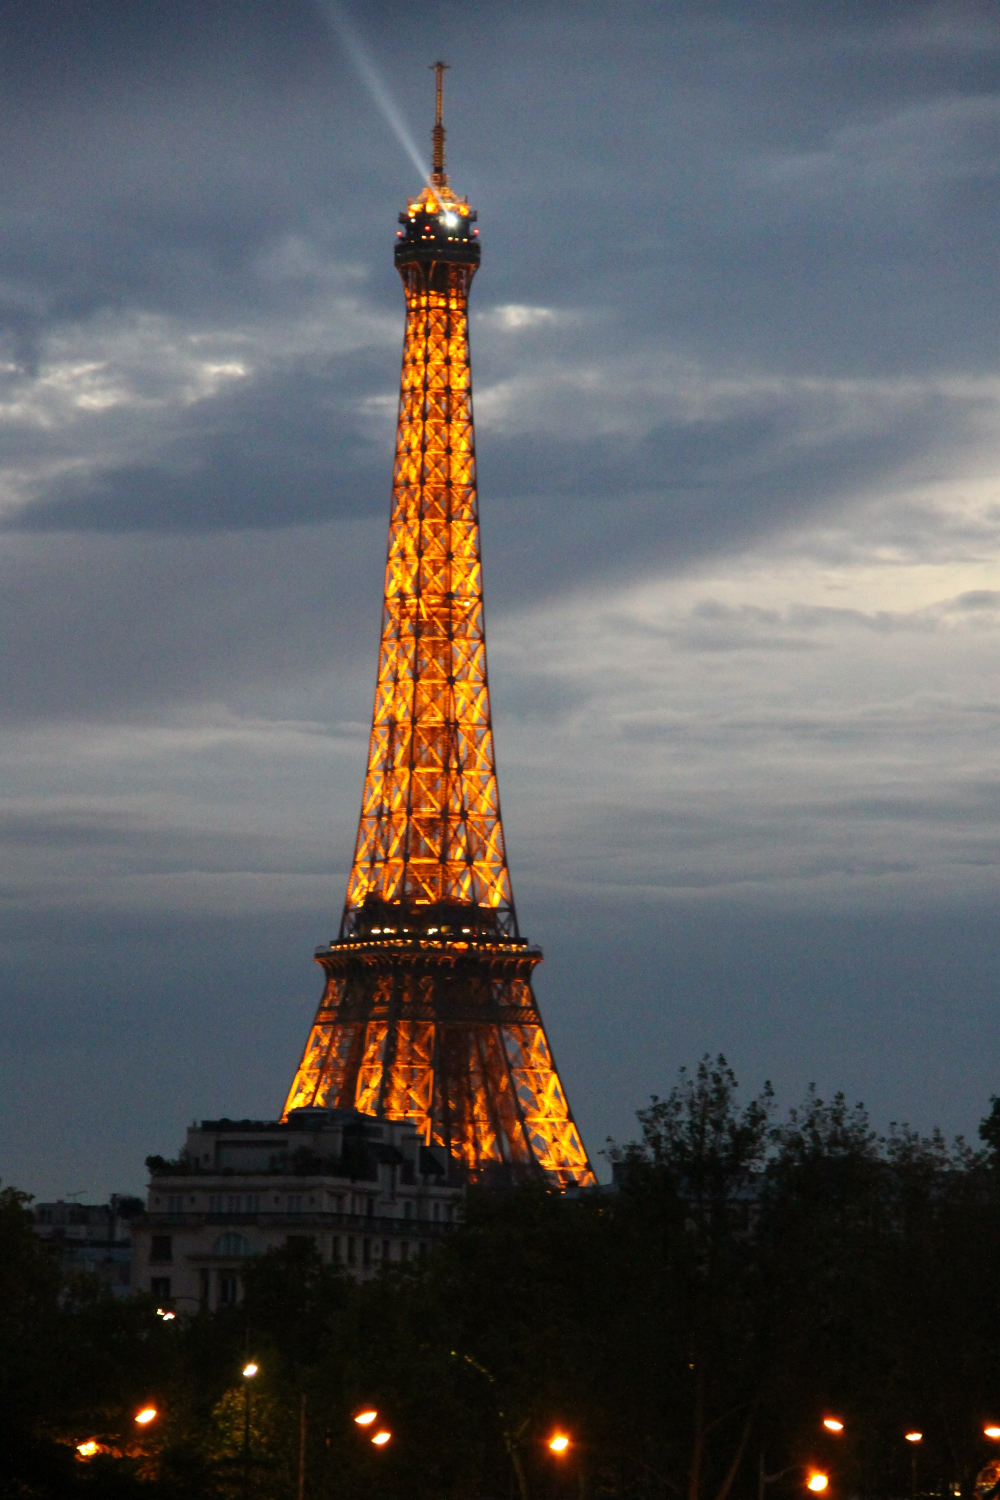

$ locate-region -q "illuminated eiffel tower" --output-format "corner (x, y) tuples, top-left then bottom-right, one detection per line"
(284, 66), (593, 1188)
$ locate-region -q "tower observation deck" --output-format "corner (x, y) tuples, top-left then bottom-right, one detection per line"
(283, 67), (594, 1188)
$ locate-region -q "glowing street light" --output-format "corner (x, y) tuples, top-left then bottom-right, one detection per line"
(243, 1362), (258, 1379)
(372, 1430), (391, 1446)
(807, 1474), (829, 1493)
(156, 1308), (176, 1321)
(905, 1431), (923, 1500)
(77, 1440), (99, 1456)
(985, 1428), (1000, 1440)
(550, 1434), (571, 1455)
(354, 1409), (378, 1426)
(135, 1408), (157, 1425)
(823, 1419), (845, 1433)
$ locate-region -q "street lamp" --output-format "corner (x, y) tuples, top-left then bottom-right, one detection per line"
(135, 1408), (157, 1426)
(759, 1461), (829, 1500)
(353, 1408), (391, 1446)
(985, 1428), (1000, 1441)
(550, 1434), (571, 1455)
(823, 1420), (845, 1434)
(156, 1295), (203, 1320)
(905, 1431), (923, 1500)
(242, 1360), (259, 1499)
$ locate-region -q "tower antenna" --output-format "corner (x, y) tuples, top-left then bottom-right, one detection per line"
(430, 60), (449, 184)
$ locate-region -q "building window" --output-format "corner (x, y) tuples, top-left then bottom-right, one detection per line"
(287, 1195), (302, 1213)
(209, 1195), (223, 1213)
(226, 1195), (242, 1214)
(151, 1276), (171, 1301)
(363, 1238), (371, 1268)
(332, 1237), (341, 1263)
(404, 1201), (412, 1220)
(382, 1240), (390, 1262)
(166, 1196), (183, 1216)
(400, 1242), (408, 1261)
(218, 1273), (239, 1306)
(347, 1238), (356, 1266)
(199, 1269), (210, 1306)
(333, 1195), (344, 1213)
(433, 1202), (440, 1222)
(366, 1198), (374, 1218)
(214, 1232), (251, 1256)
(150, 1235), (173, 1263)
(419, 1243), (427, 1257)
(246, 1195), (260, 1213)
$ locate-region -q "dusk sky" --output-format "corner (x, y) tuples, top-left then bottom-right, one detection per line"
(2, 0), (999, 1200)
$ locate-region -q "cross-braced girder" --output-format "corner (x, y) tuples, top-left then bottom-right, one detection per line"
(283, 94), (594, 1189)
(344, 261), (513, 926)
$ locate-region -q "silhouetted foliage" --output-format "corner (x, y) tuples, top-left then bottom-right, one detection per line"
(10, 1063), (1000, 1500)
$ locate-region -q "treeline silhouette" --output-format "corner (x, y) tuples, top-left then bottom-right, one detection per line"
(5, 1057), (1000, 1500)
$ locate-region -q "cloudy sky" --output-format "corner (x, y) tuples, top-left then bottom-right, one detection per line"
(2, 0), (999, 1199)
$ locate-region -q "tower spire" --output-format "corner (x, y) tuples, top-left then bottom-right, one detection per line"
(282, 79), (594, 1190)
(430, 59), (449, 185)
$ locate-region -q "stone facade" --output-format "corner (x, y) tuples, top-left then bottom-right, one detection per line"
(32, 1195), (141, 1296)
(130, 1107), (461, 1309)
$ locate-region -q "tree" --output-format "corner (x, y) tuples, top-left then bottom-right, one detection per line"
(610, 1057), (774, 1500)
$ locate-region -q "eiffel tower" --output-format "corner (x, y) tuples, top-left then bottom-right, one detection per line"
(284, 66), (593, 1188)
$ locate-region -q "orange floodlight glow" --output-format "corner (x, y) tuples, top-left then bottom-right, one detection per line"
(823, 1419), (844, 1433)
(157, 1307), (176, 1321)
(355, 1409), (378, 1426)
(550, 1434), (570, 1454)
(135, 1408), (157, 1425)
(77, 1440), (99, 1456)
(905, 1433), (923, 1444)
(242, 1362), (258, 1378)
(278, 70), (596, 1193)
(807, 1474), (829, 1492)
(985, 1428), (1000, 1440)
(372, 1430), (391, 1446)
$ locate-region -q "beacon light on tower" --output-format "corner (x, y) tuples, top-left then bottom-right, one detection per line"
(282, 65), (593, 1188)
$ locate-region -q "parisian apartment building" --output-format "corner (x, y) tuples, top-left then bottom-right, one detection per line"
(131, 1107), (462, 1310)
(32, 1195), (142, 1295)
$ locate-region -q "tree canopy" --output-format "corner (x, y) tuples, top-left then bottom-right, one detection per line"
(7, 1062), (1000, 1500)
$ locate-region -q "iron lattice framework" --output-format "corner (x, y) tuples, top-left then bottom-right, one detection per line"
(284, 68), (594, 1188)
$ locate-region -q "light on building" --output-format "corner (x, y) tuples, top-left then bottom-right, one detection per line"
(243, 1362), (258, 1378)
(549, 1434), (570, 1454)
(985, 1428), (1000, 1440)
(905, 1433), (923, 1444)
(135, 1408), (157, 1425)
(77, 1440), (99, 1456)
(807, 1474), (829, 1492)
(372, 1430), (391, 1446)
(355, 1409), (378, 1426)
(823, 1419), (844, 1433)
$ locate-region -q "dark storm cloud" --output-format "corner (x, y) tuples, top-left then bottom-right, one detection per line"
(7, 363), (389, 534)
(3, 0), (1000, 1198)
(0, 525), (383, 724)
(0, 0), (994, 584)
